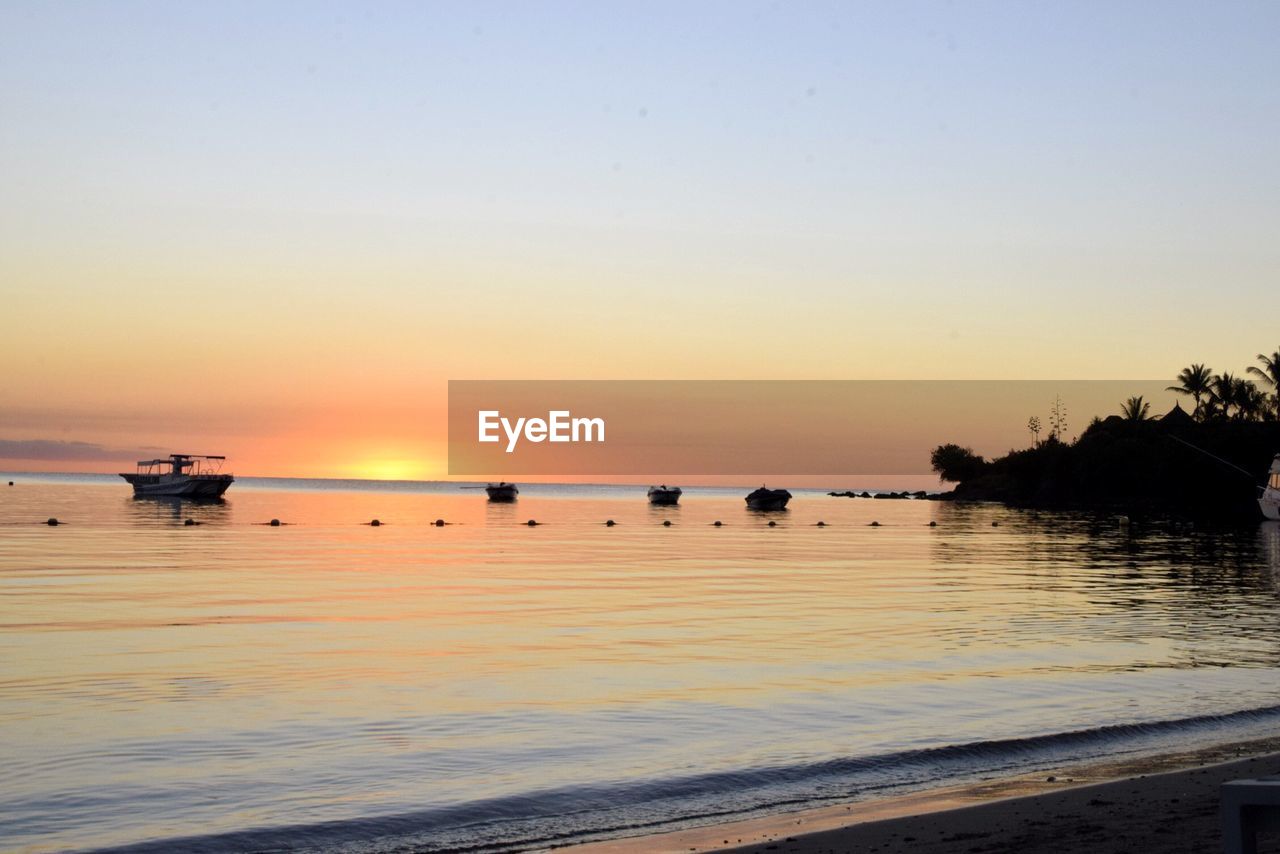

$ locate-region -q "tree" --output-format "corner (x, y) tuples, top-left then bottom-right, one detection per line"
(930, 444), (987, 483)
(1048, 394), (1068, 441)
(1167, 363), (1214, 420)
(1247, 350), (1280, 420)
(1120, 395), (1151, 421)
(1234, 377), (1267, 422)
(1027, 416), (1042, 447)
(1206, 372), (1239, 420)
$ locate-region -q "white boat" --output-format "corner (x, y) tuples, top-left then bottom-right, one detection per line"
(1259, 455), (1280, 520)
(647, 485), (682, 505)
(120, 454), (233, 499)
(485, 482), (519, 502)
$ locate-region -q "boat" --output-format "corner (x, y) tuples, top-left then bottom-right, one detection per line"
(745, 485), (791, 511)
(647, 485), (682, 505)
(120, 454), (233, 499)
(1260, 455), (1280, 520)
(485, 482), (519, 502)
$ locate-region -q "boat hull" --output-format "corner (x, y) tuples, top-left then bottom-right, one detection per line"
(486, 485), (519, 502)
(121, 474), (233, 499)
(647, 488), (681, 506)
(745, 489), (791, 511)
(1261, 492), (1280, 521)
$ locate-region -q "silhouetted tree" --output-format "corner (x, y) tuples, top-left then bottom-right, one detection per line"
(930, 444), (986, 483)
(1167, 363), (1214, 421)
(1048, 394), (1068, 441)
(1120, 395), (1151, 421)
(1206, 372), (1239, 420)
(1027, 416), (1042, 446)
(1234, 377), (1268, 422)
(1247, 349), (1280, 420)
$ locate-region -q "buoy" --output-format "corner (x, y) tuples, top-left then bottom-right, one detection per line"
(992, 521), (999, 527)
(928, 521), (937, 527)
(269, 518), (281, 527)
(527, 519), (538, 526)
(184, 518), (196, 526)
(434, 519), (445, 527)
(7, 481), (13, 486)
(370, 519), (381, 526)
(713, 520), (722, 527)
(605, 519), (616, 526)
(767, 520), (777, 527)
(663, 519), (672, 527)
(869, 521), (880, 527)
(816, 521), (826, 527)
(46, 517), (58, 526)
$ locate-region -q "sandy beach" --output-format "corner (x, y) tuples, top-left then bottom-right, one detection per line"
(569, 738), (1280, 854)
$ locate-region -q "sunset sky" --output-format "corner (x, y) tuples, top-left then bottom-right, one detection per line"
(2, 1), (1278, 480)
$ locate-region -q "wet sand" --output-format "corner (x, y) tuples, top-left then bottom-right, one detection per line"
(568, 738), (1280, 853)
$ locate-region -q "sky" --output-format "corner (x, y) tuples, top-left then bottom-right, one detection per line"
(2, 1), (1278, 480)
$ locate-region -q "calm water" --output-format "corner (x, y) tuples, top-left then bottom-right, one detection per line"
(3, 475), (1280, 853)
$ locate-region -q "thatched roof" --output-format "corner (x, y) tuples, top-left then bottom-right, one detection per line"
(1160, 402), (1196, 426)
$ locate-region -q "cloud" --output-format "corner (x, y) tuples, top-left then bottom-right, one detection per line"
(0, 439), (161, 462)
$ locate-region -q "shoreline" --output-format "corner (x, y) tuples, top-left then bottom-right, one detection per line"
(564, 735), (1280, 853)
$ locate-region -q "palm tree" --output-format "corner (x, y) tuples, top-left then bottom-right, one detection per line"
(1120, 395), (1151, 421)
(1234, 378), (1268, 422)
(1206, 372), (1239, 420)
(1247, 350), (1280, 419)
(1167, 363), (1213, 420)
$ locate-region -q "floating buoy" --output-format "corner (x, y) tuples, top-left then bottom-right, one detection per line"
(370, 519), (381, 526)
(269, 519), (281, 527)
(7, 481), (13, 486)
(816, 521), (826, 527)
(184, 518), (197, 526)
(527, 519), (538, 526)
(928, 521), (937, 527)
(767, 520), (777, 527)
(663, 519), (672, 527)
(991, 521), (999, 527)
(869, 521), (880, 527)
(713, 520), (722, 527)
(605, 519), (616, 527)
(434, 519), (445, 527)
(46, 517), (58, 526)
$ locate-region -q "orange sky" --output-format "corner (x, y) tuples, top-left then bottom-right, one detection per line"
(3, 4), (1278, 482)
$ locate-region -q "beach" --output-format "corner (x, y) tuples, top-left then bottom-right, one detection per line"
(572, 738), (1280, 853)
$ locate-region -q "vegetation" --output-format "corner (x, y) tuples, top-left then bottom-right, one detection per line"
(934, 350), (1280, 520)
(930, 444), (987, 483)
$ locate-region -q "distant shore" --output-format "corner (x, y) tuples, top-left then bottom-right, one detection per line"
(567, 736), (1280, 854)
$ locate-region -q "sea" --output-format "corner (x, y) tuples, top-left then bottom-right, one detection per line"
(3, 473), (1280, 852)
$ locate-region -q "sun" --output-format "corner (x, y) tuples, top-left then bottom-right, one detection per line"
(350, 458), (431, 482)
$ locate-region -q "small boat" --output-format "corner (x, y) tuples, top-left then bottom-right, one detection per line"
(120, 454), (233, 499)
(647, 485), (682, 505)
(485, 482), (519, 502)
(1260, 455), (1280, 520)
(745, 485), (791, 511)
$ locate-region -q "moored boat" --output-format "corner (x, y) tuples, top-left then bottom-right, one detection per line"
(486, 482), (519, 502)
(120, 454), (233, 499)
(745, 485), (791, 511)
(647, 485), (682, 505)
(1259, 455), (1280, 520)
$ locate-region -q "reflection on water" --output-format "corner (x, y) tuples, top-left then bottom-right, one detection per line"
(125, 496), (232, 527)
(2, 482), (1280, 852)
